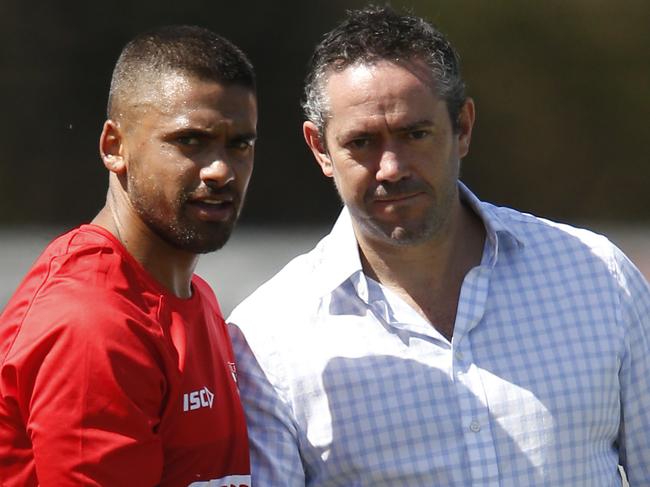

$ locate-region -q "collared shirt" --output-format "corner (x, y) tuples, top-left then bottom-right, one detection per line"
(228, 183), (650, 486)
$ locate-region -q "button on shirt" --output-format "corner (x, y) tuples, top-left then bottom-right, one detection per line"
(228, 183), (650, 486)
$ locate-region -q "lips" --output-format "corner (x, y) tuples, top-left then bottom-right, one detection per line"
(368, 179), (432, 204)
(187, 196), (237, 222)
(373, 192), (422, 203)
(371, 192), (427, 210)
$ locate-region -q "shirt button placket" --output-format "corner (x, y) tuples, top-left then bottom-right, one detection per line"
(453, 346), (500, 486)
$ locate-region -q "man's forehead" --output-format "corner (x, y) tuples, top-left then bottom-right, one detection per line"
(319, 61), (451, 139)
(326, 61), (440, 109)
(118, 71), (254, 123)
(112, 70), (188, 120)
(129, 71), (200, 111)
(116, 71), (257, 133)
(327, 57), (434, 87)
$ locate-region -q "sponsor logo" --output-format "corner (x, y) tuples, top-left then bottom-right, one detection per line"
(188, 474), (251, 486)
(227, 361), (238, 383)
(183, 386), (214, 412)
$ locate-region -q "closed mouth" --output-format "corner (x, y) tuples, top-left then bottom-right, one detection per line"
(373, 192), (422, 203)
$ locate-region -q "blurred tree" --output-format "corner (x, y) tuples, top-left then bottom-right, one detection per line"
(415, 0), (650, 221)
(0, 0), (648, 226)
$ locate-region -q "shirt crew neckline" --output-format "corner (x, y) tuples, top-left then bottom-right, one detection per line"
(76, 223), (200, 306)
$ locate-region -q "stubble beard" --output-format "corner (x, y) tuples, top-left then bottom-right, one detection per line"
(355, 200), (450, 247)
(339, 178), (458, 247)
(129, 180), (242, 255)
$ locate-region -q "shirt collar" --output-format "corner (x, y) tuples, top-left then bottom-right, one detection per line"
(312, 181), (524, 299)
(457, 181), (525, 256)
(311, 207), (364, 299)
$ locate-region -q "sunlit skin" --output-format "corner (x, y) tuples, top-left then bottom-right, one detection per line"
(303, 59), (485, 339)
(94, 73), (257, 298)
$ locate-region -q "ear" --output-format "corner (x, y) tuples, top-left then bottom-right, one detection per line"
(303, 121), (333, 178)
(457, 97), (476, 159)
(99, 120), (126, 174)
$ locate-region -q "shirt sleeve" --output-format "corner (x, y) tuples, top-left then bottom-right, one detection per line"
(615, 249), (650, 484)
(228, 322), (306, 486)
(5, 294), (167, 486)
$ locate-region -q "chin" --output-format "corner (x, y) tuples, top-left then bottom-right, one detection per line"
(182, 229), (234, 254)
(157, 221), (236, 255)
(369, 220), (439, 247)
(177, 239), (227, 254)
(389, 229), (434, 246)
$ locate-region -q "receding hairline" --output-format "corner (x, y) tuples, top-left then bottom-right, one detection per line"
(311, 56), (446, 133)
(302, 6), (466, 133)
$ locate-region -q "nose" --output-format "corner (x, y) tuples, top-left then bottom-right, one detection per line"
(375, 147), (409, 183)
(200, 157), (235, 187)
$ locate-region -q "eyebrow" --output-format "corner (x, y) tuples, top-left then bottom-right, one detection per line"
(231, 132), (258, 144)
(169, 126), (257, 137)
(394, 119), (435, 132)
(338, 119), (436, 141)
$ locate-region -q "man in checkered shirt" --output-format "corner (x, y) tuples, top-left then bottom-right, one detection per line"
(228, 6), (650, 486)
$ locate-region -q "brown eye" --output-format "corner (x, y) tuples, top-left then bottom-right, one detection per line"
(228, 137), (255, 152)
(348, 138), (370, 150)
(176, 135), (202, 146)
(408, 130), (429, 140)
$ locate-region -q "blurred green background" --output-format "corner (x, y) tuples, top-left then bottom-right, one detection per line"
(1, 0), (648, 227)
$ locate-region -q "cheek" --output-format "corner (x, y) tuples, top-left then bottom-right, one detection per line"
(240, 157), (255, 181)
(229, 157), (253, 194)
(417, 142), (456, 175)
(332, 163), (371, 202)
(140, 169), (193, 208)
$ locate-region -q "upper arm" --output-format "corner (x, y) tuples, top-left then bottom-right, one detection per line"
(7, 299), (167, 486)
(228, 322), (306, 486)
(616, 251), (650, 483)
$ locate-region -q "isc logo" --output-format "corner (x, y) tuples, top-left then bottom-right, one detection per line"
(183, 386), (214, 412)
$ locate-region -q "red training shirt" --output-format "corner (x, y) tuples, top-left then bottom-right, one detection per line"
(0, 225), (250, 486)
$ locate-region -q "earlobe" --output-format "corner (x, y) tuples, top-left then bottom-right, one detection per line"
(303, 121), (333, 178)
(99, 120), (126, 174)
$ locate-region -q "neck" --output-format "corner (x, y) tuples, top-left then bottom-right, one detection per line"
(355, 198), (485, 338)
(93, 187), (198, 299)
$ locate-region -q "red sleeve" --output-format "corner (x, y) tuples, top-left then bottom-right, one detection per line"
(6, 287), (168, 486)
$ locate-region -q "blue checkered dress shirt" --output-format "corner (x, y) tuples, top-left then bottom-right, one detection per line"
(228, 184), (650, 486)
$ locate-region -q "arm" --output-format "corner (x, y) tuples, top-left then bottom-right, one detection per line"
(8, 299), (167, 486)
(228, 323), (307, 487)
(616, 250), (650, 484)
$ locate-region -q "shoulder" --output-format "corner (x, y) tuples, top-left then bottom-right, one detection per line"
(230, 250), (318, 322)
(484, 201), (618, 263)
(484, 201), (650, 311)
(227, 236), (333, 357)
(23, 226), (143, 296)
(3, 227), (130, 316)
(37, 229), (154, 317)
(1, 227), (164, 362)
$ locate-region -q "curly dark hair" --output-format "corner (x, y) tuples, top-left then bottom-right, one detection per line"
(302, 5), (466, 133)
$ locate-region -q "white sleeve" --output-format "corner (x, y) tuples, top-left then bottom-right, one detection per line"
(615, 249), (650, 484)
(228, 322), (307, 487)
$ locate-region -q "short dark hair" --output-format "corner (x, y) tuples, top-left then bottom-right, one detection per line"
(303, 5), (466, 133)
(108, 25), (255, 119)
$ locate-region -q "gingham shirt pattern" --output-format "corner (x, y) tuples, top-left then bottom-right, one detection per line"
(228, 184), (650, 486)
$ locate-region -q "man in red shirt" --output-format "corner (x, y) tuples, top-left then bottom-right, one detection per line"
(0, 25), (256, 486)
